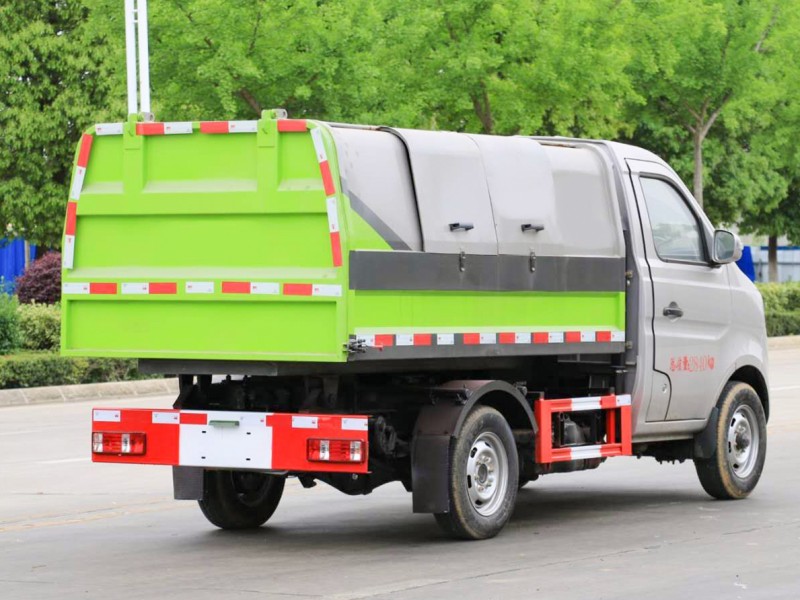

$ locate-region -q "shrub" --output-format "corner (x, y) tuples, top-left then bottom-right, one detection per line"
(765, 311), (800, 338)
(18, 302), (61, 351)
(16, 252), (62, 304)
(0, 294), (21, 354)
(0, 353), (142, 389)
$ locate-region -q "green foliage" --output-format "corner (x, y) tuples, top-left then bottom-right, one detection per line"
(0, 353), (141, 389)
(17, 302), (60, 351)
(756, 283), (800, 336)
(0, 295), (21, 354)
(764, 312), (800, 337)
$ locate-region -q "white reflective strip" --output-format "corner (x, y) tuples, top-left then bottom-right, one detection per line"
(62, 282), (89, 295)
(616, 394), (632, 407)
(292, 416), (318, 429)
(310, 127), (327, 162)
(548, 332), (565, 344)
(569, 444), (604, 460)
(152, 412), (179, 424)
(164, 122), (193, 134)
(251, 282), (279, 295)
(228, 120), (258, 133)
(515, 332), (531, 344)
(185, 281), (214, 294)
(570, 396), (602, 411)
(396, 333), (414, 346)
(121, 282), (149, 295)
(326, 197), (340, 232)
(581, 331), (595, 342)
(312, 284), (342, 297)
(479, 333), (497, 345)
(93, 409), (121, 422)
(342, 418), (368, 431)
(62, 235), (75, 270)
(361, 334), (376, 348)
(95, 123), (124, 136)
(611, 331), (625, 342)
(69, 167), (86, 200)
(437, 333), (455, 346)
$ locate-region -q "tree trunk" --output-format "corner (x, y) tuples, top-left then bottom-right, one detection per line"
(768, 235), (779, 283)
(693, 130), (703, 207)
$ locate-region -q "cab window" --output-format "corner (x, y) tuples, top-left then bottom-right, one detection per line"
(640, 177), (705, 263)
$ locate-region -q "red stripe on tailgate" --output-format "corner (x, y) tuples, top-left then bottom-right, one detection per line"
(222, 281), (251, 294)
(277, 119), (308, 132)
(319, 161), (336, 195)
(65, 202), (78, 236)
(283, 283), (313, 296)
(89, 282), (117, 295)
(330, 231), (343, 267)
(200, 121), (229, 134)
(149, 282), (177, 295)
(136, 122), (166, 136)
(76, 134), (94, 168)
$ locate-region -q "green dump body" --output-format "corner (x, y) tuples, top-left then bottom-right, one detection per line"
(61, 113), (626, 366)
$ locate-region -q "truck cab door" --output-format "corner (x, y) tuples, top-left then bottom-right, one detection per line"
(627, 159), (730, 421)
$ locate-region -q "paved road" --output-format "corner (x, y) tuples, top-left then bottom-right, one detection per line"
(2, 350), (799, 600)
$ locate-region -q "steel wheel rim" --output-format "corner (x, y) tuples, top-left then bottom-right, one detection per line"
(466, 431), (509, 517)
(726, 405), (760, 479)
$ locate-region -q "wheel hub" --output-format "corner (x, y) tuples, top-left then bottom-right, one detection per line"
(466, 432), (509, 517)
(726, 405), (760, 479)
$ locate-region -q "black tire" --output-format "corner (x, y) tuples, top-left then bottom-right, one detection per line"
(434, 406), (519, 540)
(198, 470), (285, 529)
(694, 381), (767, 500)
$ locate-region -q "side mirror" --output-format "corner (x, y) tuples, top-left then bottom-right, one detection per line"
(712, 229), (742, 264)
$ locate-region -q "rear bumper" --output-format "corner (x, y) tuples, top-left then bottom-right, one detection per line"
(91, 408), (369, 474)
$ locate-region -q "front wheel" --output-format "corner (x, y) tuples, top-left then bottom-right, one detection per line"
(694, 382), (767, 500)
(434, 406), (519, 540)
(199, 470), (285, 529)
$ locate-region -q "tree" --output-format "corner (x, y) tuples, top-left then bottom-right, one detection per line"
(628, 0), (788, 208)
(0, 0), (121, 248)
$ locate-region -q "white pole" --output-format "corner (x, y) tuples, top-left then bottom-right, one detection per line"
(137, 0), (152, 116)
(124, 0), (138, 115)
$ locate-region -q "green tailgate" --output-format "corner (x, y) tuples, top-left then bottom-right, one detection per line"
(61, 114), (349, 362)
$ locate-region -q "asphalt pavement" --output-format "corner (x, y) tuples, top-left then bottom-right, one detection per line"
(1, 349), (799, 600)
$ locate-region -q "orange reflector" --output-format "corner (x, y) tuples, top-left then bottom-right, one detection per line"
(307, 439), (364, 463)
(92, 432), (146, 455)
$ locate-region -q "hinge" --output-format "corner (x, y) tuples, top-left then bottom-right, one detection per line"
(345, 338), (367, 354)
(529, 250), (537, 273)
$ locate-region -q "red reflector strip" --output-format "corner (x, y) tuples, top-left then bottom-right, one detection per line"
(136, 122), (166, 136)
(65, 201), (78, 236)
(565, 331), (582, 343)
(413, 333), (432, 346)
(463, 333), (480, 345)
(498, 332), (516, 344)
(76, 133), (94, 169)
(595, 331), (612, 342)
(200, 121), (229, 134)
(374, 334), (394, 348)
(532, 332), (549, 344)
(283, 283), (313, 296)
(89, 282), (117, 295)
(277, 119), (308, 132)
(222, 281), (251, 294)
(149, 282), (177, 295)
(180, 412), (207, 425)
(330, 231), (343, 267)
(319, 161), (336, 195)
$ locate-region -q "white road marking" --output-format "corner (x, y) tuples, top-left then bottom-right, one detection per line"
(37, 457), (90, 465)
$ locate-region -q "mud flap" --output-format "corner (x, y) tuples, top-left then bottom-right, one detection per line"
(411, 434), (452, 513)
(173, 466), (204, 500)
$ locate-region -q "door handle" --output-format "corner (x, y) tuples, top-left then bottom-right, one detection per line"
(521, 223), (545, 233)
(449, 222), (474, 232)
(663, 303), (684, 318)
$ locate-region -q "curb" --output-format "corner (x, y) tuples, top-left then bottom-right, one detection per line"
(767, 335), (800, 350)
(0, 378), (178, 408)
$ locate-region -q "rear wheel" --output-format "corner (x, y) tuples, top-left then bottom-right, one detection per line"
(199, 470), (285, 529)
(694, 382), (767, 500)
(434, 406), (519, 540)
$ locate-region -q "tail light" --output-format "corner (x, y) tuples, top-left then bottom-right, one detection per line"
(92, 432), (146, 455)
(308, 439), (364, 463)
